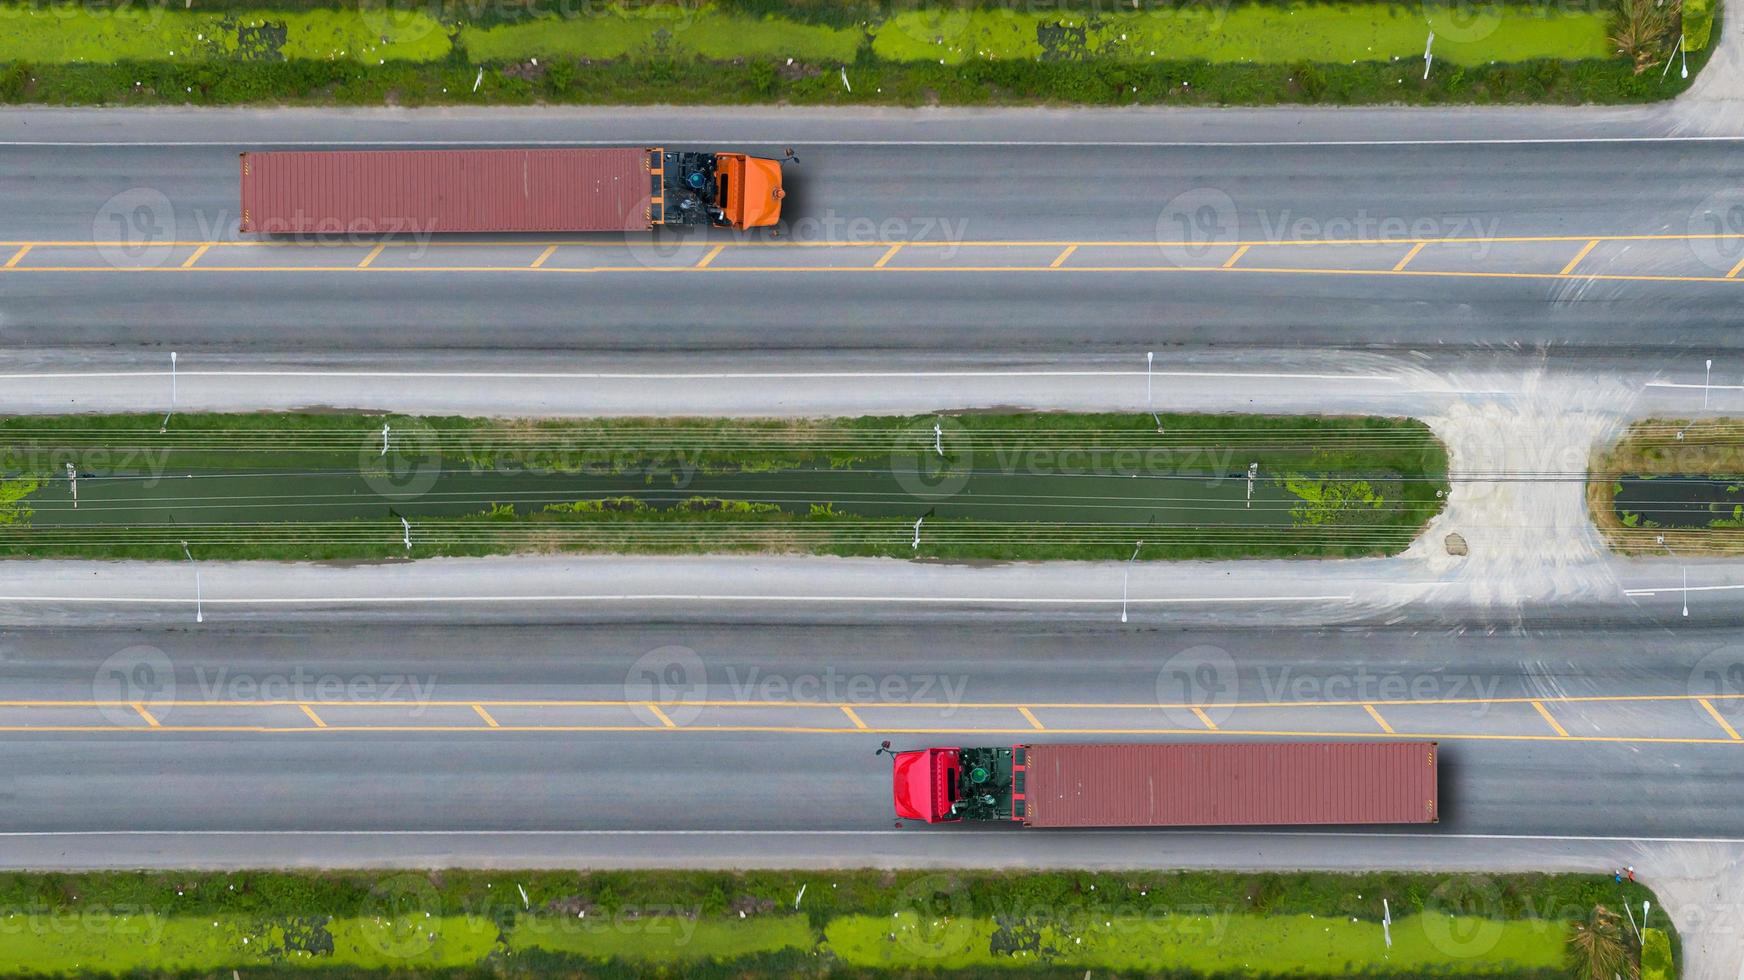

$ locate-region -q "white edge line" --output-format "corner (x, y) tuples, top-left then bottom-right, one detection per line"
(0, 370), (1397, 382)
(6, 137), (1744, 148)
(1627, 584), (1744, 596)
(0, 593), (1353, 605)
(1644, 381), (1744, 390)
(0, 829), (1739, 844)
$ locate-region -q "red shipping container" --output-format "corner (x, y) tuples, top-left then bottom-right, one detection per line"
(239, 148), (655, 235)
(1021, 741), (1437, 827)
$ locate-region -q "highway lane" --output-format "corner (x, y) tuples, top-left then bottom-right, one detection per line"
(3, 133), (1743, 352)
(4, 621), (1744, 842)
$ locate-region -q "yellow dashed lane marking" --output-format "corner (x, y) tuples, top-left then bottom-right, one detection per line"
(132, 703), (160, 728)
(1222, 244), (1250, 269)
(1728, 255), (1744, 280)
(1559, 239), (1600, 276)
(873, 244), (903, 268)
(298, 704), (327, 728)
(1018, 706), (1045, 730)
(4, 244), (31, 268)
(1700, 698), (1741, 740)
(694, 244), (726, 269)
(473, 704), (501, 728)
(1532, 700), (1570, 738)
(530, 245), (558, 269)
(840, 705), (869, 730)
(1364, 703), (1395, 734)
(181, 244), (211, 269)
(646, 704), (677, 728)
(1392, 242), (1426, 272)
(1049, 244), (1078, 268)
(1190, 706), (1218, 731)
(356, 243), (386, 269)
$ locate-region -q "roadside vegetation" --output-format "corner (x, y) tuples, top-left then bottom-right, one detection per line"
(1589, 418), (1744, 556)
(0, 867), (1674, 978)
(0, 410), (1448, 562)
(0, 0), (1707, 106)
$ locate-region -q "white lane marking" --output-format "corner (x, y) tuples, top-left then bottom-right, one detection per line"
(0, 369), (1397, 382)
(1645, 381), (1744, 391)
(0, 593), (1354, 606)
(0, 829), (1740, 844)
(5, 137), (1744, 148)
(1627, 584), (1744, 596)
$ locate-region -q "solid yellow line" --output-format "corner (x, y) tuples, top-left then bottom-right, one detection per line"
(1699, 698), (1741, 740)
(473, 704), (501, 728)
(530, 245), (558, 269)
(1190, 706), (1218, 731)
(1364, 704), (1395, 734)
(17, 231), (1744, 250)
(1018, 706), (1045, 730)
(3, 244), (31, 268)
(13, 692), (1744, 711)
(1392, 242), (1426, 272)
(298, 704), (327, 728)
(1050, 244), (1078, 268)
(873, 244), (903, 269)
(1222, 244), (1250, 269)
(1728, 255), (1744, 280)
(181, 244), (211, 269)
(356, 243), (387, 269)
(132, 703), (160, 728)
(694, 244), (726, 269)
(1531, 700), (1570, 738)
(841, 705), (869, 730)
(0, 724), (1737, 745)
(646, 704), (677, 728)
(1559, 239), (1600, 276)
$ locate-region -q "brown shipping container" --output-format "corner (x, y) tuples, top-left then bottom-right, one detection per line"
(1022, 741), (1437, 827)
(239, 148), (653, 235)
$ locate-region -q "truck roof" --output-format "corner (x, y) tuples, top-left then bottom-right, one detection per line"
(1022, 741), (1437, 828)
(239, 148), (654, 235)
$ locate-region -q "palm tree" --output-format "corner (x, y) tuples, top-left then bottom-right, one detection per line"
(1567, 904), (1638, 980)
(1610, 0), (1675, 74)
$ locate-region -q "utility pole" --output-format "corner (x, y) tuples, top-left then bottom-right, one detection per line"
(65, 463), (77, 509)
(181, 539), (203, 624)
(1120, 540), (1143, 623)
(1656, 534), (1690, 618)
(159, 351), (178, 433)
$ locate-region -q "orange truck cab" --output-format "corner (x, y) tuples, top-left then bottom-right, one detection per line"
(660, 150), (784, 231)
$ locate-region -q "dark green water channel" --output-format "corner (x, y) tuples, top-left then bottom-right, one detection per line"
(1615, 476), (1744, 529)
(22, 463), (1318, 528)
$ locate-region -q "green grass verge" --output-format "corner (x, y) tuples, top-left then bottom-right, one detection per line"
(0, 410), (1449, 562)
(1588, 417), (1744, 556)
(0, 0), (1702, 106)
(0, 868), (1675, 978)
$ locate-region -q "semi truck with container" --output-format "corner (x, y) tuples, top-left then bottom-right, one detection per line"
(891, 741), (1438, 827)
(238, 147), (785, 235)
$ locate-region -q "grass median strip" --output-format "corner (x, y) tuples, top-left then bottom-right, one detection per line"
(0, 410), (1447, 562)
(0, 868), (1673, 978)
(1589, 417), (1744, 556)
(0, 0), (1701, 106)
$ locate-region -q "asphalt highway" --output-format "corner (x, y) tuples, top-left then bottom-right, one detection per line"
(2, 110), (1743, 353)
(4, 621), (1742, 847)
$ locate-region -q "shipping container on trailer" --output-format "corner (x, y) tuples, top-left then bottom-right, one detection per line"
(238, 147), (784, 235)
(892, 741), (1438, 827)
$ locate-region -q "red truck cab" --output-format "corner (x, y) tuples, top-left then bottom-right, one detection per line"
(892, 747), (959, 823)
